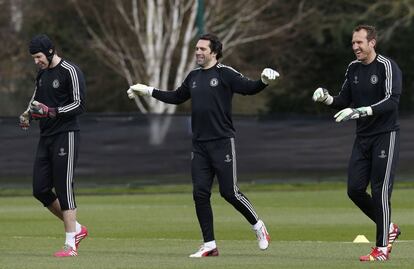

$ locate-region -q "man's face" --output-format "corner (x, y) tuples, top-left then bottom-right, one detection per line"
(31, 52), (49, 69)
(195, 39), (217, 68)
(352, 29), (376, 64)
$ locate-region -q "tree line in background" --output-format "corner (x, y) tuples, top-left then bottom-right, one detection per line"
(1, 0), (413, 117)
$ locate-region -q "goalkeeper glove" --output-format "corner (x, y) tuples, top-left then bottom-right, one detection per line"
(19, 110), (31, 130)
(312, 87), (333, 105)
(127, 83), (154, 99)
(261, 68), (280, 85)
(29, 101), (57, 119)
(334, 106), (373, 122)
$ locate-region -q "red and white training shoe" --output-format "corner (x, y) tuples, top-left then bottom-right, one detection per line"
(54, 244), (78, 257)
(254, 220), (270, 250)
(388, 223), (401, 253)
(359, 247), (388, 262)
(75, 225), (88, 249)
(189, 245), (219, 258)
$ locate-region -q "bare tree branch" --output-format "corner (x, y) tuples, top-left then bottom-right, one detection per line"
(225, 1), (316, 50)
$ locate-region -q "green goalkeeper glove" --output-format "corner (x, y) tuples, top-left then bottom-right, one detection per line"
(334, 107), (373, 122)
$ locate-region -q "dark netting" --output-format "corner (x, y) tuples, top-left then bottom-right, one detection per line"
(1, 114), (413, 186)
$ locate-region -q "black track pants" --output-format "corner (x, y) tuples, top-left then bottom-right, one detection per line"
(191, 137), (259, 242)
(347, 131), (399, 247)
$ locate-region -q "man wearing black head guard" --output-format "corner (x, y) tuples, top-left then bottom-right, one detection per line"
(28, 34), (55, 67)
(19, 34), (88, 257)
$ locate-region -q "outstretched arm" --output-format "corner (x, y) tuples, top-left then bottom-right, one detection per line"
(128, 73), (192, 105)
(224, 67), (279, 95)
(127, 83), (191, 105)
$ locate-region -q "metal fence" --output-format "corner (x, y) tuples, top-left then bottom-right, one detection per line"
(1, 114), (413, 186)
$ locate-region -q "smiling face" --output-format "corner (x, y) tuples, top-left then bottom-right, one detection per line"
(195, 39), (217, 69)
(31, 52), (49, 69)
(352, 29), (376, 64)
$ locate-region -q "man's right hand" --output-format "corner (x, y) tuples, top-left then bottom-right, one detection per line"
(127, 83), (154, 99)
(19, 110), (31, 130)
(312, 87), (333, 105)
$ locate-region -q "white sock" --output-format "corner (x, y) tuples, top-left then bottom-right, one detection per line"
(65, 232), (76, 249)
(75, 221), (82, 234)
(253, 220), (263, 230)
(378, 246), (388, 255)
(204, 240), (216, 249)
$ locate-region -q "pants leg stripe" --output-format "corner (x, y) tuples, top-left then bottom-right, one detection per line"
(66, 132), (75, 209)
(230, 138), (258, 221)
(381, 131), (395, 246)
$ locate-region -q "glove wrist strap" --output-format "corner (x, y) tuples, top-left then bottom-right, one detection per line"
(48, 108), (57, 118)
(323, 95), (333, 105)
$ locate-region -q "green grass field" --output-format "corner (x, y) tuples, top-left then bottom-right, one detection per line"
(0, 185), (413, 268)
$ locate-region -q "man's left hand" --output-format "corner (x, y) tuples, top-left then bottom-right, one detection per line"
(334, 106), (372, 122)
(30, 101), (56, 119)
(261, 68), (280, 85)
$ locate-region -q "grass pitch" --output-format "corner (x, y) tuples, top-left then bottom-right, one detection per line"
(0, 185), (413, 268)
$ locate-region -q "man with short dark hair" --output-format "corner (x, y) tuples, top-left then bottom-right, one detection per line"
(127, 33), (279, 257)
(19, 34), (88, 257)
(313, 25), (402, 261)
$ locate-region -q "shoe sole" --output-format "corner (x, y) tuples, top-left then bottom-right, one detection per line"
(189, 248), (219, 258)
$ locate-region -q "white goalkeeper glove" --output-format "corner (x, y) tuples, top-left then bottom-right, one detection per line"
(127, 83), (154, 99)
(334, 106), (373, 122)
(261, 68), (280, 85)
(312, 87), (333, 105)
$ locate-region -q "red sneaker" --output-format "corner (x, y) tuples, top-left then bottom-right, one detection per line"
(54, 245), (78, 257)
(388, 223), (401, 253)
(75, 225), (88, 249)
(189, 245), (219, 258)
(359, 247), (388, 261)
